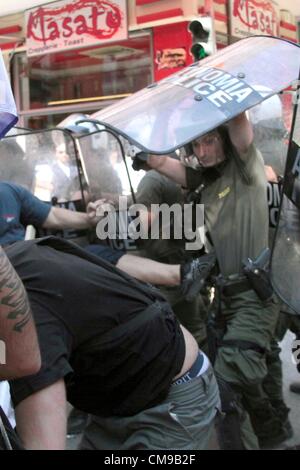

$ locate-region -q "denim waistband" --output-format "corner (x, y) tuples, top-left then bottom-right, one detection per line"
(172, 351), (205, 386)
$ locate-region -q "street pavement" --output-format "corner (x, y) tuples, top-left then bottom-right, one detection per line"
(275, 331), (300, 450)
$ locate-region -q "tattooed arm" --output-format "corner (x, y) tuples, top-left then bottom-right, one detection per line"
(0, 247), (41, 380)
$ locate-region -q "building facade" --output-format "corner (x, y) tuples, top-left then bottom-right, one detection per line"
(0, 0), (298, 128)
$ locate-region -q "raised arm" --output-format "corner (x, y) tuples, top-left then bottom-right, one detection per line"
(146, 155), (187, 186)
(0, 247), (41, 380)
(228, 112), (254, 154)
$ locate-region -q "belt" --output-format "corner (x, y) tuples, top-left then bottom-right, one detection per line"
(221, 278), (252, 297)
(172, 351), (205, 386)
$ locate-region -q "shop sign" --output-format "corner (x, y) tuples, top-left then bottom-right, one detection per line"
(153, 22), (193, 82)
(25, 0), (127, 57)
(230, 0), (280, 38)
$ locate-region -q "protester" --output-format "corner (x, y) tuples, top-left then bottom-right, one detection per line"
(6, 237), (220, 450)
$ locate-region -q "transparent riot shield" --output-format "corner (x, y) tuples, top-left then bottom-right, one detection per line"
(77, 130), (145, 200)
(249, 92), (293, 235)
(91, 36), (300, 154)
(0, 127), (33, 189)
(1, 128), (83, 202)
(250, 93), (290, 174)
(271, 81), (300, 315)
(76, 129), (146, 251)
(0, 128), (86, 242)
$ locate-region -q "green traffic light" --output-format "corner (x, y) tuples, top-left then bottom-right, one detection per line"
(199, 47), (207, 60)
(191, 43), (208, 62)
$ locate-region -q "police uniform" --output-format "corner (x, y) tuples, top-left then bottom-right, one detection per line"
(186, 143), (280, 449)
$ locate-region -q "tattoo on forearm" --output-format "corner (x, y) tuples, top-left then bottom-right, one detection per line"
(0, 248), (31, 333)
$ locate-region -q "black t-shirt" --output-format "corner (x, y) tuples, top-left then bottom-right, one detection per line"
(5, 237), (185, 416)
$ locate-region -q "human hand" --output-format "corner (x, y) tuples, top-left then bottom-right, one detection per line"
(87, 198), (115, 223)
(264, 165), (279, 183)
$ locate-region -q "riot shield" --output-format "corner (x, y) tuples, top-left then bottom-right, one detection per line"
(271, 80), (300, 315)
(1, 128), (84, 203)
(77, 129), (145, 201)
(250, 93), (290, 175)
(91, 36), (300, 154)
(249, 92), (293, 235)
(0, 128), (33, 189)
(0, 128), (89, 243)
(76, 130), (146, 251)
(57, 112), (101, 134)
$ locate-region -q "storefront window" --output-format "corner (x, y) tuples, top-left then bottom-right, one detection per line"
(26, 113), (73, 130)
(13, 34), (153, 116)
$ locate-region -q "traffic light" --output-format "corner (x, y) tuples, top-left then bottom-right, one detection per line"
(188, 17), (216, 62)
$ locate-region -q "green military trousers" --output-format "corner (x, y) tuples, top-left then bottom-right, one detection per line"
(214, 289), (280, 450)
(259, 309), (300, 436)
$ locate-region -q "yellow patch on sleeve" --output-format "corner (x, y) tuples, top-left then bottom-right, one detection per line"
(218, 187), (231, 199)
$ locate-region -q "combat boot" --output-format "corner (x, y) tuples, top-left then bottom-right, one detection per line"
(249, 402), (292, 448)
